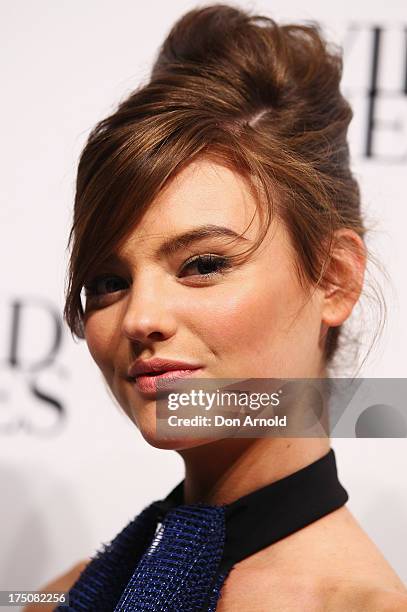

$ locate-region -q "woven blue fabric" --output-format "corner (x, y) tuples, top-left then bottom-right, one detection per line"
(57, 500), (231, 612)
(115, 504), (227, 611)
(57, 502), (163, 611)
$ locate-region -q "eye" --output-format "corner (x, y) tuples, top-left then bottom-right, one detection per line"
(179, 254), (232, 279)
(83, 274), (127, 297)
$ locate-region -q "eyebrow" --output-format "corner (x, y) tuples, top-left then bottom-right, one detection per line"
(105, 224), (251, 267)
(156, 224), (250, 257)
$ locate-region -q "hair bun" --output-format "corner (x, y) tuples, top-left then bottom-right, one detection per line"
(152, 5), (247, 72)
(151, 4), (339, 103)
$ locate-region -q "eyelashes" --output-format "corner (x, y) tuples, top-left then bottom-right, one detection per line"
(83, 254), (232, 298)
(84, 275), (126, 297)
(179, 254), (232, 278)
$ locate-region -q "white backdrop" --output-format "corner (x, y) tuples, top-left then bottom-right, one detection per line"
(1, 0), (406, 604)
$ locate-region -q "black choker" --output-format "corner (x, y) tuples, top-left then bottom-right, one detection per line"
(154, 448), (348, 575)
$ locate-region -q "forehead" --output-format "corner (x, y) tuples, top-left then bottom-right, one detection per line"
(117, 158), (262, 257)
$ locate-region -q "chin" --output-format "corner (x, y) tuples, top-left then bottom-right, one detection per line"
(140, 429), (216, 451)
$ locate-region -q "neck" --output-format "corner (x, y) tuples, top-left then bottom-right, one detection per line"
(177, 437), (331, 505)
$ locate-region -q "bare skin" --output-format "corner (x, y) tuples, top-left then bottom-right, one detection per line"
(216, 503), (407, 610)
(25, 158), (407, 610)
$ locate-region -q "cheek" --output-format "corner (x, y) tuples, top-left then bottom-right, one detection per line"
(181, 264), (312, 371)
(182, 275), (281, 351)
(84, 312), (118, 382)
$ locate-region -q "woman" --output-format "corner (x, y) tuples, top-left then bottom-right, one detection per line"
(26, 4), (407, 611)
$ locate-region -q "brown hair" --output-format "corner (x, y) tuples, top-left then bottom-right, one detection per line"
(64, 4), (386, 373)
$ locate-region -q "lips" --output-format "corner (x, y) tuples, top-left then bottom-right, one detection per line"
(127, 358), (203, 395)
(128, 358), (202, 380)
(131, 366), (203, 395)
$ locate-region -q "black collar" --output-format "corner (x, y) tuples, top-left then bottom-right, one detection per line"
(154, 448), (348, 574)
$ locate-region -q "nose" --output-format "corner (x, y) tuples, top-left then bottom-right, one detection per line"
(120, 272), (178, 345)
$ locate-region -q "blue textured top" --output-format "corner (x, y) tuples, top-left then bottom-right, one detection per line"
(58, 448), (347, 611)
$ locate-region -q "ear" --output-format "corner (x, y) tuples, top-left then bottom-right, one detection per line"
(321, 228), (367, 328)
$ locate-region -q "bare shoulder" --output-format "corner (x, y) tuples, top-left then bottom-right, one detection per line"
(217, 506), (407, 611)
(217, 566), (407, 612)
(22, 559), (90, 612)
(324, 581), (407, 612)
(370, 590), (407, 611)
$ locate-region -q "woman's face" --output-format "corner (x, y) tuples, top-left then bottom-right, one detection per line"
(83, 158), (328, 448)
